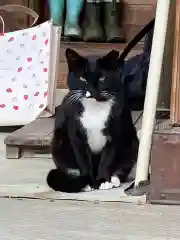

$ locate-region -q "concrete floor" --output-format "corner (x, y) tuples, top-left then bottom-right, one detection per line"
(1, 198), (180, 240)
(2, 129), (180, 240)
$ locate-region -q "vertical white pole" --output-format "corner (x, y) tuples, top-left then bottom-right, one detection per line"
(135, 0), (171, 186)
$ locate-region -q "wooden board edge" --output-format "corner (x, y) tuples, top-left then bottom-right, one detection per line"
(170, 0), (180, 125)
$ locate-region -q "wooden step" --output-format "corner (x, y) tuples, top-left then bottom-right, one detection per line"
(59, 42), (143, 62)
(4, 118), (54, 159)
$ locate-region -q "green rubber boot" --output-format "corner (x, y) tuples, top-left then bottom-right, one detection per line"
(83, 1), (104, 42)
(64, 0), (84, 39)
(48, 0), (65, 26)
(104, 0), (125, 42)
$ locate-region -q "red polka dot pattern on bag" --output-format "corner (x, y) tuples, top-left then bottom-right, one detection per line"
(17, 67), (22, 72)
(13, 105), (19, 110)
(39, 104), (44, 109)
(45, 39), (48, 45)
(6, 88), (12, 93)
(0, 21), (51, 114)
(34, 92), (39, 97)
(44, 91), (48, 97)
(27, 57), (32, 62)
(32, 35), (37, 40)
(8, 37), (15, 42)
(24, 95), (28, 100)
(0, 104), (5, 108)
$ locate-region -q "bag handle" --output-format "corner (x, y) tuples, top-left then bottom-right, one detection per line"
(0, 4), (39, 28)
(118, 19), (155, 64)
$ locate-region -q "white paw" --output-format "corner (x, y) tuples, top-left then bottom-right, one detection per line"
(83, 185), (94, 192)
(99, 181), (113, 190)
(111, 176), (121, 188)
(99, 176), (121, 190)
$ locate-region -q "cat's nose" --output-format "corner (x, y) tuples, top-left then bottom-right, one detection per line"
(85, 91), (91, 98)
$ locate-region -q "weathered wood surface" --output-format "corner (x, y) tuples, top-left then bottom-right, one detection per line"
(5, 118), (54, 147)
(4, 118), (54, 159)
(59, 42), (143, 62)
(170, 0), (180, 125)
(149, 120), (180, 205)
(157, 0), (175, 111)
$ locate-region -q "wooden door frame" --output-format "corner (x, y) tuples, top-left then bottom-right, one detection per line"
(170, 0), (180, 125)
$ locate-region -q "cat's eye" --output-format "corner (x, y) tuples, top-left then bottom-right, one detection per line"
(80, 76), (86, 82)
(99, 76), (105, 82)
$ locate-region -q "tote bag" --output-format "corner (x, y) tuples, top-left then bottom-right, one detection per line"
(0, 5), (61, 126)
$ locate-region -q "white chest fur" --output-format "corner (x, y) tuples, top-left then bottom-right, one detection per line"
(80, 98), (114, 153)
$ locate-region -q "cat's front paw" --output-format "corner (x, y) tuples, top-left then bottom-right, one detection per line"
(99, 176), (121, 190)
(99, 181), (113, 190)
(82, 185), (95, 192)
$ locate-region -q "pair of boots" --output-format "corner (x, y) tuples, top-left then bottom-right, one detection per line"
(48, 0), (84, 39)
(83, 0), (125, 42)
(49, 0), (125, 42)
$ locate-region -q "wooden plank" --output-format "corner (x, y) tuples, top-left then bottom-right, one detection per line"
(123, 25), (146, 42)
(149, 125), (180, 204)
(123, 4), (155, 26)
(6, 145), (21, 159)
(87, 0), (156, 3)
(123, 0), (157, 4)
(170, 0), (180, 125)
(59, 42), (143, 62)
(157, 0), (175, 110)
(22, 149), (52, 158)
(4, 118), (54, 146)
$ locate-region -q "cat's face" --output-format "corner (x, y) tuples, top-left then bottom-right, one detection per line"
(66, 48), (124, 102)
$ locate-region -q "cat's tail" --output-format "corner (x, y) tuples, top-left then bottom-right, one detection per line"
(47, 169), (90, 193)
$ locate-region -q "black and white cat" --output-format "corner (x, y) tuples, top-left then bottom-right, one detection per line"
(47, 19), (155, 193)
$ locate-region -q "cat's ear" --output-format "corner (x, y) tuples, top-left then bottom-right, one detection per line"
(65, 48), (86, 72)
(97, 50), (119, 70)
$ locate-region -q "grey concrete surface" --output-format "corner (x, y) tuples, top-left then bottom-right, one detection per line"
(0, 198), (180, 240)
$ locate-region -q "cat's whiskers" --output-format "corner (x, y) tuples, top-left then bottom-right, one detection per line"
(67, 91), (83, 104)
(70, 95), (80, 104)
(101, 91), (116, 102)
(66, 91), (81, 100)
(67, 94), (77, 104)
